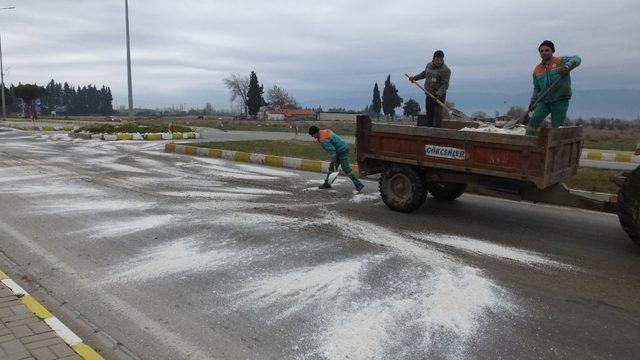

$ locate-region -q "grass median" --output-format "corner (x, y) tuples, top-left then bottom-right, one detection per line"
(189, 140), (623, 194)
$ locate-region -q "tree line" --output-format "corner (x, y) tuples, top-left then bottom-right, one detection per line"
(364, 75), (421, 120)
(1, 79), (114, 116)
(223, 71), (299, 118)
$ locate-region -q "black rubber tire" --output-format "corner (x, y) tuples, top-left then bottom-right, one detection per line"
(379, 165), (426, 213)
(427, 182), (467, 201)
(617, 166), (640, 246)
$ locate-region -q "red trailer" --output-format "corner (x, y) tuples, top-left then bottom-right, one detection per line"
(356, 116), (639, 245)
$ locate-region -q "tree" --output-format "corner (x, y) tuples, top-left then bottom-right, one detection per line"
(403, 98), (420, 120)
(505, 106), (526, 119)
(267, 85), (298, 109)
(372, 83), (381, 118)
(247, 71), (264, 118)
(14, 84), (46, 118)
(382, 75), (403, 119)
(223, 74), (249, 115)
(471, 111), (487, 119)
(1, 84), (12, 105)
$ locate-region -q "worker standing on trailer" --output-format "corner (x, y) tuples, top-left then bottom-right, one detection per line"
(308, 126), (364, 192)
(526, 40), (581, 135)
(408, 50), (451, 128)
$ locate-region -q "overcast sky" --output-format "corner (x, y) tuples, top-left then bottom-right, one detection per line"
(1, 0), (639, 113)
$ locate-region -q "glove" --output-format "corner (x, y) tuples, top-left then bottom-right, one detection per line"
(408, 76), (415, 82)
(528, 100), (537, 112)
(559, 66), (570, 78)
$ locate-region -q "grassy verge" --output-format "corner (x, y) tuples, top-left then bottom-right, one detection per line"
(188, 140), (623, 193)
(582, 127), (640, 151)
(75, 121), (192, 134)
(564, 168), (619, 194)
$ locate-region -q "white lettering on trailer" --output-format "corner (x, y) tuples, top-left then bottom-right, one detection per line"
(425, 145), (466, 160)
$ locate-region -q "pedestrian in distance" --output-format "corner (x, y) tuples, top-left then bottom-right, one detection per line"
(408, 50), (451, 128)
(526, 40), (581, 136)
(308, 126), (364, 193)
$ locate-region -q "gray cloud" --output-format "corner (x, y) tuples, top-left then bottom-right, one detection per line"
(1, 0), (639, 114)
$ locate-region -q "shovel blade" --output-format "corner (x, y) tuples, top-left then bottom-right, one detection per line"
(327, 171), (340, 185)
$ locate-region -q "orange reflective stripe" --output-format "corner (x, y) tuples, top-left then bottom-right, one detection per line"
(318, 129), (332, 142)
(533, 57), (564, 75)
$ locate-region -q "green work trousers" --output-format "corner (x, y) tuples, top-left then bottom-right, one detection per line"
(326, 151), (362, 188)
(528, 99), (570, 128)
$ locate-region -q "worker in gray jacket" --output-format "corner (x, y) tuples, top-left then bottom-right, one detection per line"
(409, 50), (451, 127)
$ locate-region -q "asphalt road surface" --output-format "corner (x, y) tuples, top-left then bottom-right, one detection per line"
(0, 127), (638, 360)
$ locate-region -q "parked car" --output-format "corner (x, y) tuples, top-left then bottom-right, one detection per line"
(104, 116), (122, 122)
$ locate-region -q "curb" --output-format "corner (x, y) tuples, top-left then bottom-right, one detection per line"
(165, 143), (360, 175)
(581, 150), (640, 164)
(71, 132), (201, 141)
(0, 267), (104, 360)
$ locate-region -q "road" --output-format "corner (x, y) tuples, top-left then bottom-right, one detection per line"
(0, 127), (639, 359)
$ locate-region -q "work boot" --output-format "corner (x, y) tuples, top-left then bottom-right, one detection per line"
(319, 182), (332, 189)
(355, 184), (364, 193)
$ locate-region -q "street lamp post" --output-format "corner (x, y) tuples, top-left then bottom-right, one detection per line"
(1, 33), (6, 120)
(125, 0), (133, 119)
(1, 6), (15, 121)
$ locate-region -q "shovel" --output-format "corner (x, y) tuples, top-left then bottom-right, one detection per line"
(503, 75), (566, 130)
(405, 74), (469, 121)
(325, 164), (340, 185)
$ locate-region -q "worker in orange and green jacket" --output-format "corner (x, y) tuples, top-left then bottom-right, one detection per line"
(526, 40), (581, 135)
(308, 126), (364, 192)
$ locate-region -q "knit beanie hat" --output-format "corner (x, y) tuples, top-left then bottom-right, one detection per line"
(433, 50), (445, 58)
(538, 40), (555, 52)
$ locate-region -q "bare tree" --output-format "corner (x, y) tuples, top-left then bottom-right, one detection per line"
(223, 74), (249, 115)
(266, 85), (298, 109)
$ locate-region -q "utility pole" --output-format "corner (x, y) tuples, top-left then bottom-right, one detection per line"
(125, 0), (133, 119)
(1, 33), (6, 120)
(0, 6), (15, 121)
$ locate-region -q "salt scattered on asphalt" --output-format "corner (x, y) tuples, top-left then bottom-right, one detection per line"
(350, 192), (380, 203)
(235, 164), (297, 177)
(100, 163), (150, 174)
(159, 191), (260, 200)
(223, 187), (291, 195)
(36, 199), (155, 214)
(106, 237), (244, 283)
(409, 232), (575, 270)
(236, 259), (364, 320)
(318, 267), (512, 360)
(86, 214), (177, 239)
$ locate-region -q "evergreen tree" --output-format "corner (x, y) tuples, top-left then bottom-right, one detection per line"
(382, 75), (403, 119)
(247, 71), (264, 118)
(372, 83), (381, 118)
(403, 98), (421, 120)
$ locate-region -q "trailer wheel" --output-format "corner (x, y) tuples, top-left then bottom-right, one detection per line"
(617, 166), (640, 246)
(379, 165), (426, 213)
(427, 181), (467, 201)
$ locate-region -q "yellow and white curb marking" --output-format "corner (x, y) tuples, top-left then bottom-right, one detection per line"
(0, 268), (104, 360)
(581, 150), (640, 164)
(96, 132), (201, 141)
(165, 143), (360, 175)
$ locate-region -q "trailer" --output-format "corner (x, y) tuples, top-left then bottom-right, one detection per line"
(356, 116), (640, 245)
